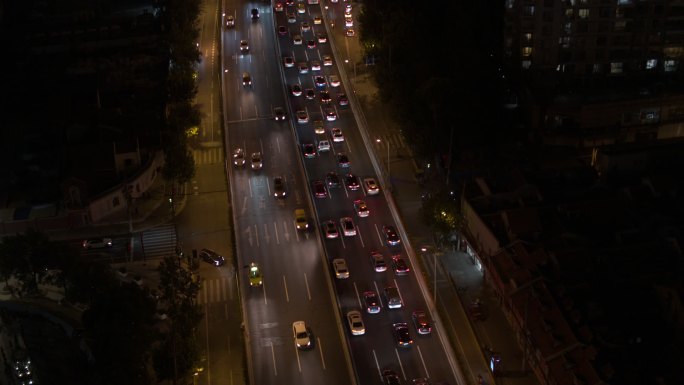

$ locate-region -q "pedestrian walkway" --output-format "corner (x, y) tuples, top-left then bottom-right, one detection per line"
(141, 223), (177, 259)
(196, 277), (236, 305)
(192, 146), (224, 166)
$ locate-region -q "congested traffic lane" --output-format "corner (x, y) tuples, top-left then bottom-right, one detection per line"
(277, 1), (459, 384)
(222, 2), (353, 385)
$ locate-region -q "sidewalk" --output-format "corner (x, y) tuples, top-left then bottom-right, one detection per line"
(348, 63), (539, 385)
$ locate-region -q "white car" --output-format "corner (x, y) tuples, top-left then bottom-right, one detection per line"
(332, 258), (350, 279)
(354, 199), (369, 217)
(284, 56), (295, 67)
(345, 17), (353, 27)
(340, 217), (356, 237)
(293, 321), (312, 349)
(251, 152), (263, 170)
(363, 177), (380, 195)
(347, 310), (365, 335)
(298, 62), (309, 74)
(301, 22), (311, 32)
(323, 55), (333, 66)
(331, 127), (344, 142)
(329, 75), (340, 87)
(317, 140), (331, 152)
(314, 120), (325, 134)
(313, 16), (322, 25)
(293, 34), (303, 45)
(287, 12), (296, 23)
(310, 60), (321, 71)
(296, 110), (309, 123)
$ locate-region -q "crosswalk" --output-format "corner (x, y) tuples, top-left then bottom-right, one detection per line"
(197, 277), (235, 305)
(141, 224), (177, 259)
(375, 132), (407, 150)
(241, 220), (312, 248)
(193, 147), (224, 165)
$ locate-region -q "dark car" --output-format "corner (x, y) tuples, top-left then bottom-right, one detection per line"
(363, 291), (381, 314)
(251, 8), (260, 19)
(370, 251), (387, 272)
(305, 88), (315, 99)
(393, 323), (413, 348)
(392, 255), (410, 275)
(199, 248), (225, 266)
(313, 180), (328, 198)
(302, 143), (317, 158)
(273, 176), (287, 198)
(383, 225), (401, 245)
(326, 171), (341, 188)
(320, 91), (332, 104)
(314, 75), (327, 88)
(274, 107), (286, 121)
(82, 237), (112, 249)
(337, 153), (350, 168)
(412, 310), (432, 335)
(323, 220), (339, 239)
(338, 93), (349, 106)
(345, 173), (360, 191)
(383, 370), (401, 385)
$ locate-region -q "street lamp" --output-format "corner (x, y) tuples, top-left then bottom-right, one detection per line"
(376, 138), (390, 189)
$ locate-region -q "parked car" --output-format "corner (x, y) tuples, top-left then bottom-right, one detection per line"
(82, 237), (112, 249)
(199, 248), (225, 266)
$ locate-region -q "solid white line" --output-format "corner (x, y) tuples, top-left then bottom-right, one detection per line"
(417, 345), (430, 379)
(374, 223), (383, 245)
(271, 341), (278, 375)
(374, 281), (384, 308)
(394, 278), (405, 306)
(318, 337), (326, 370)
(353, 281), (362, 308)
(283, 275), (290, 302)
(346, 137), (353, 153)
(372, 349), (381, 379)
(274, 222), (280, 244)
(248, 178), (253, 198)
(304, 273), (312, 300)
(340, 234), (346, 249)
(395, 348), (407, 380)
(263, 280), (267, 305)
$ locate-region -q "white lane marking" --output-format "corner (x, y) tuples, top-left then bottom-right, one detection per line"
(304, 273), (312, 300)
(254, 224), (260, 248)
(263, 223), (270, 244)
(266, 178), (272, 197)
(394, 278), (405, 307)
(271, 341), (278, 375)
(262, 280), (267, 305)
(417, 345), (430, 379)
(353, 281), (362, 308)
(260, 138), (265, 154)
(295, 222), (301, 242)
(283, 275), (290, 302)
(283, 220), (291, 243)
(274, 222), (280, 244)
(239, 105), (243, 120)
(295, 342), (302, 372)
(248, 178), (254, 198)
(242, 196), (248, 213)
(395, 348), (407, 380)
(255, 104), (259, 118)
(318, 337), (326, 370)
(374, 281), (384, 308)
(372, 350), (381, 379)
(358, 228), (365, 247)
(276, 137), (281, 153)
(374, 223), (383, 245)
(340, 234), (346, 249)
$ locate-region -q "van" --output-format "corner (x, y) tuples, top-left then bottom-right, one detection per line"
(383, 286), (402, 309)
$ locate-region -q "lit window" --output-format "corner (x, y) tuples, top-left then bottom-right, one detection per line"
(579, 9), (590, 18)
(664, 60), (678, 72)
(522, 47), (533, 57)
(640, 109), (659, 123)
(593, 63), (602, 73)
(564, 22), (573, 34)
(565, 9), (574, 17)
(524, 33), (533, 42)
(524, 5), (535, 16)
(610, 62), (623, 74)
(646, 59), (657, 69)
(522, 60), (532, 69)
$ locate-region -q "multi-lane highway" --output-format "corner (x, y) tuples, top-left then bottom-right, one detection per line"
(222, 1), (353, 385)
(224, 1), (459, 384)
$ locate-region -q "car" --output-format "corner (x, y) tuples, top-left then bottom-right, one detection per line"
(392, 255), (410, 275)
(313, 15), (322, 24)
(296, 110), (309, 123)
(233, 147), (246, 166)
(325, 109), (337, 121)
(412, 378), (430, 385)
(393, 323), (413, 348)
(274, 2), (284, 12)
(251, 8), (260, 19)
(310, 60), (321, 71)
(326, 171), (341, 188)
(345, 3), (352, 12)
(284, 56), (295, 67)
(317, 140), (331, 152)
(412, 310), (432, 335)
(354, 199), (369, 217)
(307, 39), (316, 49)
(317, 34), (328, 43)
(345, 9), (352, 17)
(298, 62), (309, 74)
(363, 291), (381, 314)
(383, 225), (401, 245)
(345, 28), (355, 37)
(338, 93), (349, 106)
(314, 120), (325, 134)
(323, 55), (333, 66)
(291, 84), (303, 96)
(295, 209), (309, 230)
(332, 258), (349, 279)
(242, 72), (252, 86)
(345, 17), (353, 27)
(240, 39), (249, 52)
(329, 75), (341, 87)
(273, 176), (287, 198)
(320, 91), (332, 104)
(340, 217), (356, 236)
(383, 370), (401, 385)
(251, 152), (263, 170)
(225, 15), (235, 28)
(82, 237), (112, 249)
(331, 127), (344, 142)
(293, 321), (311, 349)
(301, 22), (311, 32)
(302, 142), (317, 158)
(314, 76), (327, 88)
(322, 220), (339, 238)
(297, 3), (306, 13)
(287, 12), (296, 23)
(248, 262), (263, 286)
(293, 34), (303, 45)
(274, 107), (286, 121)
(278, 25), (288, 35)
(286, 0), (294, 5)
(313, 180), (328, 198)
(370, 251), (387, 272)
(345, 173), (360, 191)
(337, 152), (350, 167)
(363, 177), (380, 195)
(199, 248), (225, 266)
(346, 310), (365, 335)
(305, 88), (315, 99)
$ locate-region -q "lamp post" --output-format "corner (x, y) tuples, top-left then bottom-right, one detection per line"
(376, 138), (390, 189)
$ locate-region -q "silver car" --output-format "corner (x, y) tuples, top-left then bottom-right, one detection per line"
(332, 258), (349, 279)
(346, 310), (365, 335)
